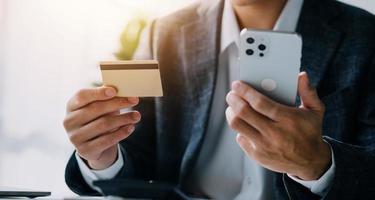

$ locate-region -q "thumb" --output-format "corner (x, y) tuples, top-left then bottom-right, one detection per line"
(298, 72), (324, 113)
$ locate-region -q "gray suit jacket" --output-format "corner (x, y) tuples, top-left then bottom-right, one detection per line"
(65, 0), (375, 199)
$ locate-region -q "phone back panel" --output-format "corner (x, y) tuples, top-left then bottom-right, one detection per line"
(239, 29), (302, 106)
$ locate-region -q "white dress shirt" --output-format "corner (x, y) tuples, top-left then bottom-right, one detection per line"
(75, 145), (124, 191)
(77, 0), (335, 198)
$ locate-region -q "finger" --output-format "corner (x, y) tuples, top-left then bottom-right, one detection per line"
(67, 87), (117, 112)
(231, 81), (287, 121)
(106, 110), (122, 132)
(237, 134), (271, 169)
(108, 110), (121, 116)
(298, 72), (325, 114)
(78, 125), (135, 157)
(65, 97), (139, 130)
(70, 111), (141, 144)
(236, 133), (256, 156)
(226, 107), (263, 145)
(68, 87), (139, 112)
(226, 91), (273, 133)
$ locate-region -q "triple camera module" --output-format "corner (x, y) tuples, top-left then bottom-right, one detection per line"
(245, 36), (268, 58)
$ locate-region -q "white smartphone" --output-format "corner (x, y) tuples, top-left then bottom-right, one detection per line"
(238, 29), (302, 106)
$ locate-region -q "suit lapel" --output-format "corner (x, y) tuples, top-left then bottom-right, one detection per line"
(178, 0), (225, 185)
(296, 0), (343, 104)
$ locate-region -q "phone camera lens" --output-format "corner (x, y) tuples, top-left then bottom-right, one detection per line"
(246, 49), (254, 55)
(258, 44), (266, 51)
(247, 38), (255, 44)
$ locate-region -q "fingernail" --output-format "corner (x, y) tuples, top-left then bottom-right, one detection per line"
(301, 71), (313, 89)
(132, 112), (141, 121)
(128, 97), (139, 104)
(237, 134), (245, 142)
(232, 81), (241, 90)
(105, 88), (116, 97)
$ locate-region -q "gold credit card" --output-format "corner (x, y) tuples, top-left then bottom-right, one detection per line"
(100, 60), (163, 97)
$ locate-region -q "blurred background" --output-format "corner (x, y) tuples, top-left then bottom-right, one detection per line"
(0, 0), (374, 198)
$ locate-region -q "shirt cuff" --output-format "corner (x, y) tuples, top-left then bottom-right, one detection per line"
(75, 144), (124, 192)
(287, 143), (335, 196)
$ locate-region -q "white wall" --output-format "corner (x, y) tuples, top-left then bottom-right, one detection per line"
(0, 0), (374, 198)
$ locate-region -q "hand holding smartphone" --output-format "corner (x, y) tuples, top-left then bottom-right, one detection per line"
(238, 29), (302, 106)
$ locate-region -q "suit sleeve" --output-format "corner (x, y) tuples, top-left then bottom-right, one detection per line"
(64, 21), (158, 195)
(283, 56), (375, 200)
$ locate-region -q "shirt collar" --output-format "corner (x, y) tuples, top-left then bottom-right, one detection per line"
(220, 0), (304, 53)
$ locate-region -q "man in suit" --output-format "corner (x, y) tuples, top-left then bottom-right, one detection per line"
(63, 0), (375, 199)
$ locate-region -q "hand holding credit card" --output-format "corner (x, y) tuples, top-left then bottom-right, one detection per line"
(100, 60), (163, 97)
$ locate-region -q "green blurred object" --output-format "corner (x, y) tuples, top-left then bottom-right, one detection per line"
(93, 17), (147, 87)
(115, 17), (148, 60)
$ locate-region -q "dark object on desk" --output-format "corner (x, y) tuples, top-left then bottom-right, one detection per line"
(0, 186), (51, 198)
(93, 179), (191, 200)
